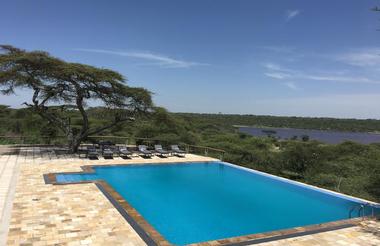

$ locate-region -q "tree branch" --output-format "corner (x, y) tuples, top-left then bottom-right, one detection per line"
(85, 117), (134, 136)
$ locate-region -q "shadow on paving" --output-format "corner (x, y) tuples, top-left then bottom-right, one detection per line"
(0, 146), (76, 160)
(359, 219), (380, 239)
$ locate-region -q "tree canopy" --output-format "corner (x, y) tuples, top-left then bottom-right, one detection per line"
(0, 45), (153, 152)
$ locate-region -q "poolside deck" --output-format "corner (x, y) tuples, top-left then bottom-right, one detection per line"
(0, 146), (379, 246)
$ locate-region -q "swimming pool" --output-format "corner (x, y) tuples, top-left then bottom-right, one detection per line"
(51, 162), (379, 245)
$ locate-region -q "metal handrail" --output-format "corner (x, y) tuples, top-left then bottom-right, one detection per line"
(185, 144), (226, 153)
(185, 144), (225, 160)
(349, 204), (364, 219)
(0, 135), (226, 160)
(348, 203), (377, 219)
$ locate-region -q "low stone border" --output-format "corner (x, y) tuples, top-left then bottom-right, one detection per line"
(190, 218), (364, 245)
(43, 163), (375, 246)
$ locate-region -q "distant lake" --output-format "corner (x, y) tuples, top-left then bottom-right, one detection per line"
(238, 126), (380, 144)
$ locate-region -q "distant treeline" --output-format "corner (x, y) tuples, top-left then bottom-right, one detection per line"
(174, 113), (380, 133)
(2, 105), (380, 136)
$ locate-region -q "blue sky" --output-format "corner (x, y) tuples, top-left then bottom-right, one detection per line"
(1, 0), (380, 119)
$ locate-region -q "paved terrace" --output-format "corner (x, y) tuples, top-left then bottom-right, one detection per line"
(0, 146), (379, 246)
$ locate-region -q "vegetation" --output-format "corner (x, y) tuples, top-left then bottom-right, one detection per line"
(0, 106), (379, 203)
(0, 45), (153, 152)
(175, 113), (380, 133)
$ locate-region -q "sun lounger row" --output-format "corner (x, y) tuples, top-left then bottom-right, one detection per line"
(84, 144), (186, 159)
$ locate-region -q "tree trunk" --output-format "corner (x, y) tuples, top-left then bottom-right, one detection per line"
(68, 132), (88, 154)
(68, 139), (80, 154)
(67, 131), (79, 154)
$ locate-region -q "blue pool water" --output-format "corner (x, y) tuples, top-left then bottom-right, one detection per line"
(56, 162), (379, 245)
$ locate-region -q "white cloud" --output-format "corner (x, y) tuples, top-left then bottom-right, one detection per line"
(264, 72), (291, 79)
(259, 46), (305, 63)
(285, 10), (301, 21)
(303, 75), (376, 84)
(263, 62), (380, 84)
(263, 62), (293, 72)
(283, 82), (299, 90)
(254, 93), (380, 119)
(261, 46), (296, 53)
(335, 48), (380, 67)
(74, 48), (208, 68)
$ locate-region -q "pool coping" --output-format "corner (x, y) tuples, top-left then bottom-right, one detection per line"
(43, 161), (380, 246)
(221, 162), (380, 207)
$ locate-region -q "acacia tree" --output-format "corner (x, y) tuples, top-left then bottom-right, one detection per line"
(0, 45), (153, 152)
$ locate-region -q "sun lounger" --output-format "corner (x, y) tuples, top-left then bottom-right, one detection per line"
(171, 145), (186, 157)
(102, 145), (114, 159)
(154, 145), (170, 157)
(87, 145), (99, 159)
(138, 145), (153, 158)
(78, 145), (88, 158)
(118, 146), (133, 158)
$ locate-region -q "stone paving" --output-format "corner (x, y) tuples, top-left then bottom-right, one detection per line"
(0, 147), (20, 246)
(0, 146), (379, 245)
(258, 220), (380, 246)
